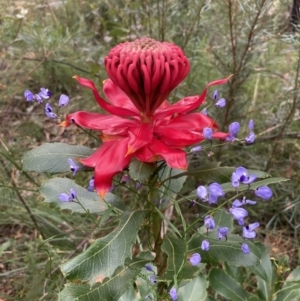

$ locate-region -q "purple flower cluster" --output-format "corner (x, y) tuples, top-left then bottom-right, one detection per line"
(226, 119), (256, 144)
(23, 88), (69, 119)
(212, 90), (226, 108)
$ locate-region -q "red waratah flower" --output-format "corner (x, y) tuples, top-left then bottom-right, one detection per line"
(61, 38), (231, 198)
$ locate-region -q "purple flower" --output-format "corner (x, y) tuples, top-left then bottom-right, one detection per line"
(241, 243), (250, 254)
(121, 174), (130, 183)
(248, 119), (254, 130)
(232, 198), (256, 208)
(169, 288), (177, 301)
(208, 183), (225, 204)
(24, 90), (34, 101)
(213, 90), (218, 101)
(243, 222), (259, 239)
(87, 177), (95, 192)
(197, 186), (208, 200)
(204, 215), (215, 229)
(203, 127), (213, 140)
(229, 207), (248, 224)
(217, 227), (228, 240)
(35, 93), (43, 104)
(201, 108), (208, 115)
(201, 239), (210, 251)
(45, 103), (57, 118)
(189, 253), (201, 266)
(189, 200), (196, 207)
(231, 172), (240, 188)
(245, 132), (255, 144)
(255, 186), (272, 200)
(149, 275), (158, 284)
(39, 87), (51, 99)
(229, 122), (240, 136)
(59, 188), (76, 202)
(235, 167), (257, 185)
(145, 264), (154, 272)
(215, 98), (226, 108)
(68, 158), (79, 176)
(58, 94), (70, 107)
(191, 145), (202, 152)
(136, 182), (142, 190)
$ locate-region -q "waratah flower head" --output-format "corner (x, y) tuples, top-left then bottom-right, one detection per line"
(104, 37), (190, 116)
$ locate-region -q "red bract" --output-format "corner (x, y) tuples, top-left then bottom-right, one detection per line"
(62, 38), (231, 198)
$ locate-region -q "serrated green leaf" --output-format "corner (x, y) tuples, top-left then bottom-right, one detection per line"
(209, 268), (249, 301)
(161, 237), (186, 280)
(177, 274), (207, 301)
(128, 159), (155, 182)
(61, 210), (148, 283)
(40, 178), (114, 214)
(22, 143), (93, 173)
(59, 256), (150, 301)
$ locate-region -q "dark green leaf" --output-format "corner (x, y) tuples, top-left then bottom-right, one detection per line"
(59, 256), (151, 301)
(22, 143), (93, 173)
(209, 268), (249, 301)
(177, 274), (207, 301)
(161, 237), (186, 279)
(40, 178), (125, 214)
(128, 159), (155, 183)
(61, 210), (148, 282)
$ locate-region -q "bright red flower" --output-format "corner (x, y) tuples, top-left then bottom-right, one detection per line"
(62, 38), (231, 198)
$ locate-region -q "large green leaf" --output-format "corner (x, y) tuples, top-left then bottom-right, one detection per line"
(161, 237), (187, 280)
(61, 210), (148, 283)
(59, 256), (151, 301)
(209, 268), (249, 301)
(40, 178), (125, 213)
(22, 143), (93, 173)
(128, 159), (155, 183)
(177, 274), (207, 301)
(274, 283), (300, 301)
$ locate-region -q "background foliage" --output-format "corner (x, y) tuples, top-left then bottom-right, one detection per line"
(1, 0), (300, 300)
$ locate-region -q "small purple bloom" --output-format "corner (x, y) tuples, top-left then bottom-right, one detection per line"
(201, 108), (208, 115)
(69, 188), (76, 200)
(229, 122), (240, 136)
(229, 207), (248, 223)
(213, 90), (218, 101)
(217, 227), (228, 240)
(245, 199), (256, 205)
(68, 158), (79, 176)
(232, 198), (256, 208)
(45, 103), (57, 118)
(248, 119), (254, 130)
(169, 288), (177, 301)
(58, 94), (70, 107)
(121, 174), (130, 183)
(243, 222), (259, 239)
(215, 98), (226, 108)
(87, 177), (95, 192)
(191, 145), (202, 152)
(208, 183), (225, 204)
(39, 87), (51, 99)
(59, 193), (70, 202)
(189, 253), (201, 266)
(35, 93), (43, 103)
(197, 185), (208, 200)
(235, 167), (257, 185)
(201, 239), (210, 251)
(145, 264), (154, 272)
(136, 182), (142, 190)
(24, 90), (35, 101)
(255, 186), (272, 200)
(149, 275), (158, 284)
(241, 243), (250, 254)
(204, 215), (215, 229)
(203, 127), (213, 140)
(231, 172), (240, 189)
(245, 132), (255, 144)
(189, 200), (196, 207)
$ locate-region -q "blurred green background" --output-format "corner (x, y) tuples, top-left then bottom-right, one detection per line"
(1, 0), (300, 299)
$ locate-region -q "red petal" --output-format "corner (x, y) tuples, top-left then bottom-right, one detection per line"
(65, 111), (137, 132)
(103, 79), (139, 114)
(80, 139), (132, 197)
(73, 76), (139, 117)
(149, 139), (187, 169)
(154, 75), (233, 119)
